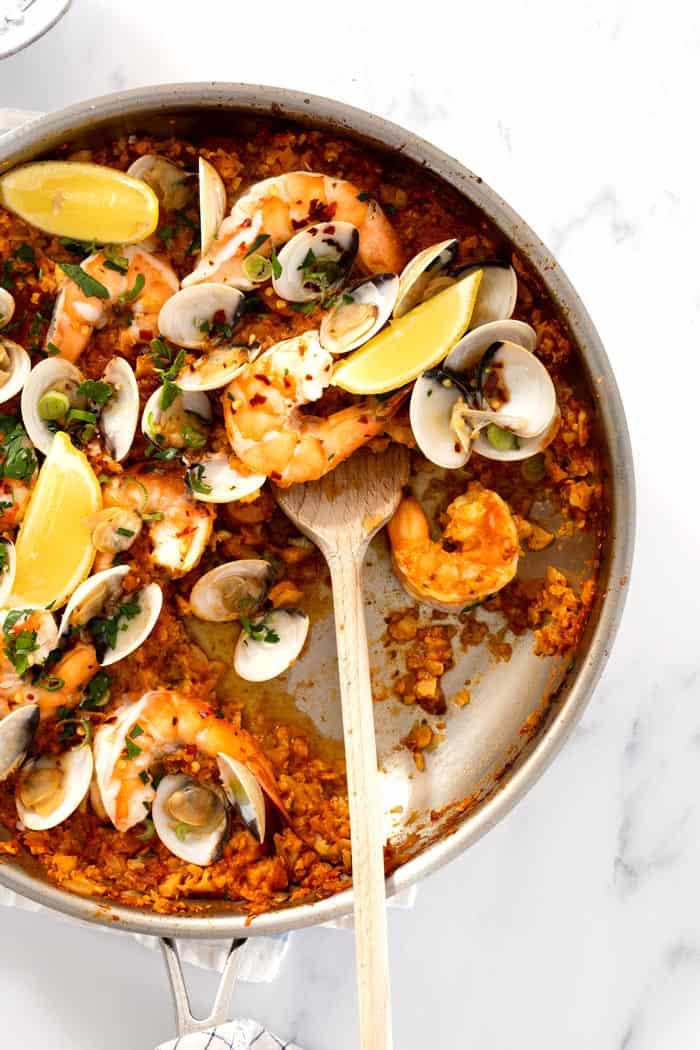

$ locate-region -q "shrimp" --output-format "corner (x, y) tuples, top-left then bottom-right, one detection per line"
(183, 171), (404, 289)
(222, 330), (407, 486)
(47, 246), (179, 362)
(93, 690), (286, 832)
(0, 643), (98, 721)
(387, 483), (520, 611)
(102, 470), (214, 576)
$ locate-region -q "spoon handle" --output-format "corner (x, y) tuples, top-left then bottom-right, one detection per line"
(327, 547), (393, 1050)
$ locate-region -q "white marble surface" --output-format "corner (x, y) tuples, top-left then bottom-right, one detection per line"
(0, 1), (696, 1047)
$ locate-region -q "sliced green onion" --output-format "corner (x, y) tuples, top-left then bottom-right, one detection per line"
(67, 408), (97, 424)
(242, 253), (273, 283)
(37, 390), (70, 421)
(486, 424), (519, 451)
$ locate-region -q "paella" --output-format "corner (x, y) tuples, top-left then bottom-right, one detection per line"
(0, 123), (602, 915)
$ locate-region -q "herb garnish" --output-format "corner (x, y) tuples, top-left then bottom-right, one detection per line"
(0, 416), (37, 481)
(2, 609), (39, 674)
(103, 244), (129, 274)
(0, 542), (8, 575)
(185, 463), (212, 495)
(81, 670), (111, 710)
(119, 272), (145, 303)
(244, 233), (271, 258)
(240, 615), (280, 645)
(60, 262), (110, 300)
(269, 245), (282, 280)
(77, 379), (113, 406)
(88, 597), (141, 662)
(13, 243), (35, 263)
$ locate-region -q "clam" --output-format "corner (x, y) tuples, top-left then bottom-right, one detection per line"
(21, 355), (139, 460)
(157, 283), (244, 350)
(126, 154), (192, 210)
(142, 385), (211, 449)
(0, 704), (39, 782)
(152, 773), (229, 866)
(457, 262), (517, 328)
(178, 345), (253, 393)
(58, 565), (163, 667)
(410, 372), (470, 470)
(411, 320), (555, 467)
(0, 608), (58, 668)
(218, 752), (266, 842)
(319, 273), (398, 354)
(0, 338), (30, 406)
(0, 288), (15, 329)
(233, 608), (309, 683)
(189, 559), (272, 622)
(184, 454), (266, 504)
(16, 745), (93, 830)
(90, 507), (143, 555)
(444, 319), (537, 373)
(21, 357), (83, 455)
(98, 357), (139, 462)
(393, 238), (459, 319)
(198, 157), (227, 257)
(273, 221), (359, 303)
(0, 539), (17, 608)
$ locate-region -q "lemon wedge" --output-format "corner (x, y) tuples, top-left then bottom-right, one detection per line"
(11, 433), (101, 610)
(0, 161), (159, 244)
(332, 269), (483, 394)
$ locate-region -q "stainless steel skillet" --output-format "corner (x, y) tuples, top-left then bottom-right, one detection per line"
(0, 84), (635, 1035)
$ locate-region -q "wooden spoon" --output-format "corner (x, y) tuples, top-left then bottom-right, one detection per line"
(275, 444), (410, 1050)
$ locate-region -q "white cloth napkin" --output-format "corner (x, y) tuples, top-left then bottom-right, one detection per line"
(155, 1020), (303, 1050)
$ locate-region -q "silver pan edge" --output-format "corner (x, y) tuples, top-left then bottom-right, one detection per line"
(0, 82), (635, 938)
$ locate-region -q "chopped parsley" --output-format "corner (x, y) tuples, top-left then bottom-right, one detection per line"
(125, 737), (142, 760)
(102, 244), (129, 274)
(13, 243), (35, 263)
(81, 670), (111, 710)
(87, 597), (141, 662)
(0, 542), (8, 574)
(59, 237), (97, 256)
(240, 615), (280, 645)
(137, 817), (155, 840)
(2, 610), (39, 675)
(356, 191), (372, 202)
(0, 416), (37, 481)
(60, 262), (110, 300)
(77, 379), (113, 406)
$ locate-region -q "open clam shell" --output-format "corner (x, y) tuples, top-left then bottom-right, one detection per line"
(184, 454), (266, 504)
(16, 745), (93, 831)
(142, 385), (212, 448)
(189, 559), (272, 622)
(20, 357), (83, 455)
(178, 345), (252, 392)
(0, 338), (30, 405)
(393, 238), (459, 319)
(457, 262), (517, 328)
(157, 283), (244, 350)
(198, 157), (227, 257)
(218, 752), (266, 842)
(319, 273), (398, 354)
(58, 566), (163, 667)
(410, 372), (471, 470)
(444, 319), (537, 374)
(234, 608), (310, 683)
(0, 539), (17, 608)
(99, 357), (139, 462)
(473, 340), (556, 439)
(0, 704), (39, 782)
(273, 221), (359, 303)
(472, 410), (561, 462)
(152, 772), (229, 866)
(0, 288), (15, 329)
(126, 154), (192, 211)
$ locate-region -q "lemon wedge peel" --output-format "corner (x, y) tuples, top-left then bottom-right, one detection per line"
(332, 269), (483, 395)
(0, 161), (159, 244)
(10, 432), (102, 611)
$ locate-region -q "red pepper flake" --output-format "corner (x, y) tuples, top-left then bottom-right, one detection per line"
(250, 393), (266, 406)
(140, 329), (153, 341)
(212, 309), (226, 325)
(253, 373), (271, 385)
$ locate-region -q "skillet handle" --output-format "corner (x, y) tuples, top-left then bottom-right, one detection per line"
(160, 936), (246, 1037)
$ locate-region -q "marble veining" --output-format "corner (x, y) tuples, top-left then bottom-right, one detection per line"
(0, 0), (697, 1047)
